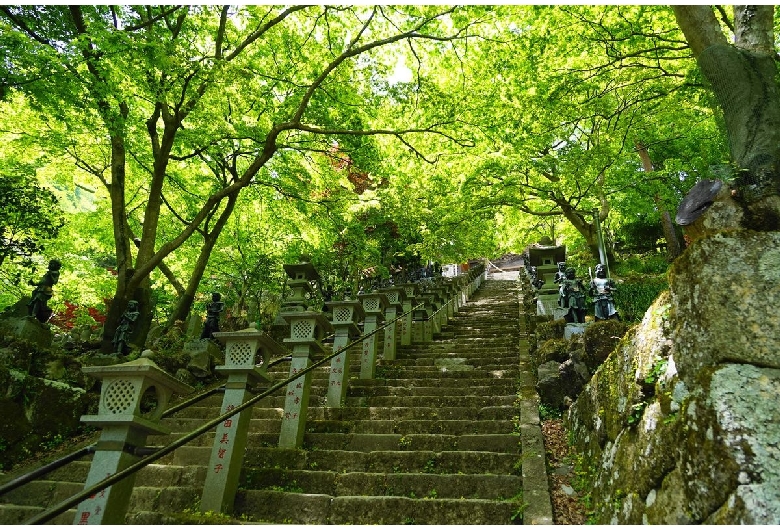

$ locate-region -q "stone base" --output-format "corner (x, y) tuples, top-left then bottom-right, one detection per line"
(0, 316), (53, 348)
(536, 295), (559, 316)
(564, 323), (588, 340)
(184, 339), (223, 378)
(184, 340), (220, 377)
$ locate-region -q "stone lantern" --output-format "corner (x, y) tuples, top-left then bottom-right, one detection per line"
(201, 325), (285, 513)
(74, 358), (192, 525)
(281, 259), (320, 312)
(527, 244), (567, 316)
(357, 291), (388, 379)
(324, 300), (365, 407)
(278, 260), (333, 448)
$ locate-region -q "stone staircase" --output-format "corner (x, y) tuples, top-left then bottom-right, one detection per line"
(0, 278), (551, 524)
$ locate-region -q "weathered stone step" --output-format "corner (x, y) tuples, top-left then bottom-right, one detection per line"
(153, 416), (515, 438)
(233, 491), (523, 525)
(299, 432), (520, 452)
(347, 384), (516, 398)
(344, 395), (517, 408)
(166, 400), (515, 424)
(150, 430), (521, 453)
(169, 447), (521, 475)
(239, 468), (522, 500)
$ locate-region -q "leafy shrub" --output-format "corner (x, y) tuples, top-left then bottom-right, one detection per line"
(613, 279), (668, 322)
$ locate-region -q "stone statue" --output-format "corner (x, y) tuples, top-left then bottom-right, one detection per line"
(530, 266), (544, 290)
(561, 267), (587, 323)
(200, 292), (225, 340)
(589, 264), (619, 321)
(554, 262), (567, 308)
(113, 300), (139, 355)
(28, 259), (62, 323)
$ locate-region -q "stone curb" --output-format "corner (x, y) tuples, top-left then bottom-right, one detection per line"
(517, 297), (554, 525)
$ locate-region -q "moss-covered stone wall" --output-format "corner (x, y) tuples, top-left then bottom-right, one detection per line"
(566, 230), (780, 524)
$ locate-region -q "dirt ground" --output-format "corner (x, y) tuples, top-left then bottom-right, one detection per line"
(542, 419), (588, 525)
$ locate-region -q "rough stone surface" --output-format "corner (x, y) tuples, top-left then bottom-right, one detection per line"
(669, 230), (780, 373)
(0, 368), (91, 467)
(0, 317), (53, 348)
(184, 339), (222, 378)
(567, 231), (780, 524)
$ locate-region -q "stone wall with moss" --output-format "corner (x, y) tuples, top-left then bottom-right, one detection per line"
(565, 230), (780, 524)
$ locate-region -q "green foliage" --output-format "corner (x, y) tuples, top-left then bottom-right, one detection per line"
(614, 278), (668, 323)
(0, 5), (742, 335)
(612, 253), (670, 277)
(644, 358), (669, 386)
(539, 403), (563, 421)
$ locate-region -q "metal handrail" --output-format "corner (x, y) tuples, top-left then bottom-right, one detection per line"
(23, 300), (427, 525)
(0, 445), (96, 497)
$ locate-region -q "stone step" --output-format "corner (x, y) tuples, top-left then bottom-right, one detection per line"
(232, 491), (523, 525)
(162, 404), (516, 422)
(0, 278), (543, 526)
(151, 417), (516, 439)
(239, 468), (522, 500)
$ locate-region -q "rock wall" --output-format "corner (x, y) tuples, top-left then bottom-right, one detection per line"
(566, 230), (780, 524)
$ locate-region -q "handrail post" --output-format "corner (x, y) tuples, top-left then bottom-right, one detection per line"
(200, 325), (285, 513)
(400, 283), (420, 346)
(379, 286), (405, 361)
(325, 300), (364, 407)
(74, 359), (192, 525)
(357, 291), (388, 379)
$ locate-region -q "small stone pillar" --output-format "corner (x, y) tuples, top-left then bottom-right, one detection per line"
(429, 284), (448, 331)
(278, 311), (332, 448)
(444, 279), (457, 317)
(466, 269), (476, 299)
(413, 292), (434, 343)
(325, 300), (365, 407)
(277, 260), (333, 448)
(400, 283), (420, 346)
(200, 325), (285, 514)
(456, 276), (468, 308)
(379, 286), (405, 361)
(75, 359), (192, 525)
(358, 292), (388, 379)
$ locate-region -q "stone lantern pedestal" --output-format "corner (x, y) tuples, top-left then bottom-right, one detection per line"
(400, 283), (420, 346)
(358, 292), (388, 379)
(201, 326), (285, 513)
(278, 311), (333, 448)
(413, 292), (434, 343)
(75, 359), (192, 525)
(429, 284), (448, 332)
(379, 286), (405, 361)
(443, 279), (458, 317)
(325, 300), (365, 407)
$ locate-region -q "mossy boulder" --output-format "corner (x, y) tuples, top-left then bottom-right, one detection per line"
(536, 338), (568, 365)
(535, 318), (565, 343)
(582, 319), (629, 373)
(0, 368), (93, 470)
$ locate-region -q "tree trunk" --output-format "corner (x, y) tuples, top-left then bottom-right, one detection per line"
(166, 190), (240, 328)
(635, 141), (683, 260)
(557, 202), (611, 263)
(674, 5), (780, 230)
(101, 131), (134, 353)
